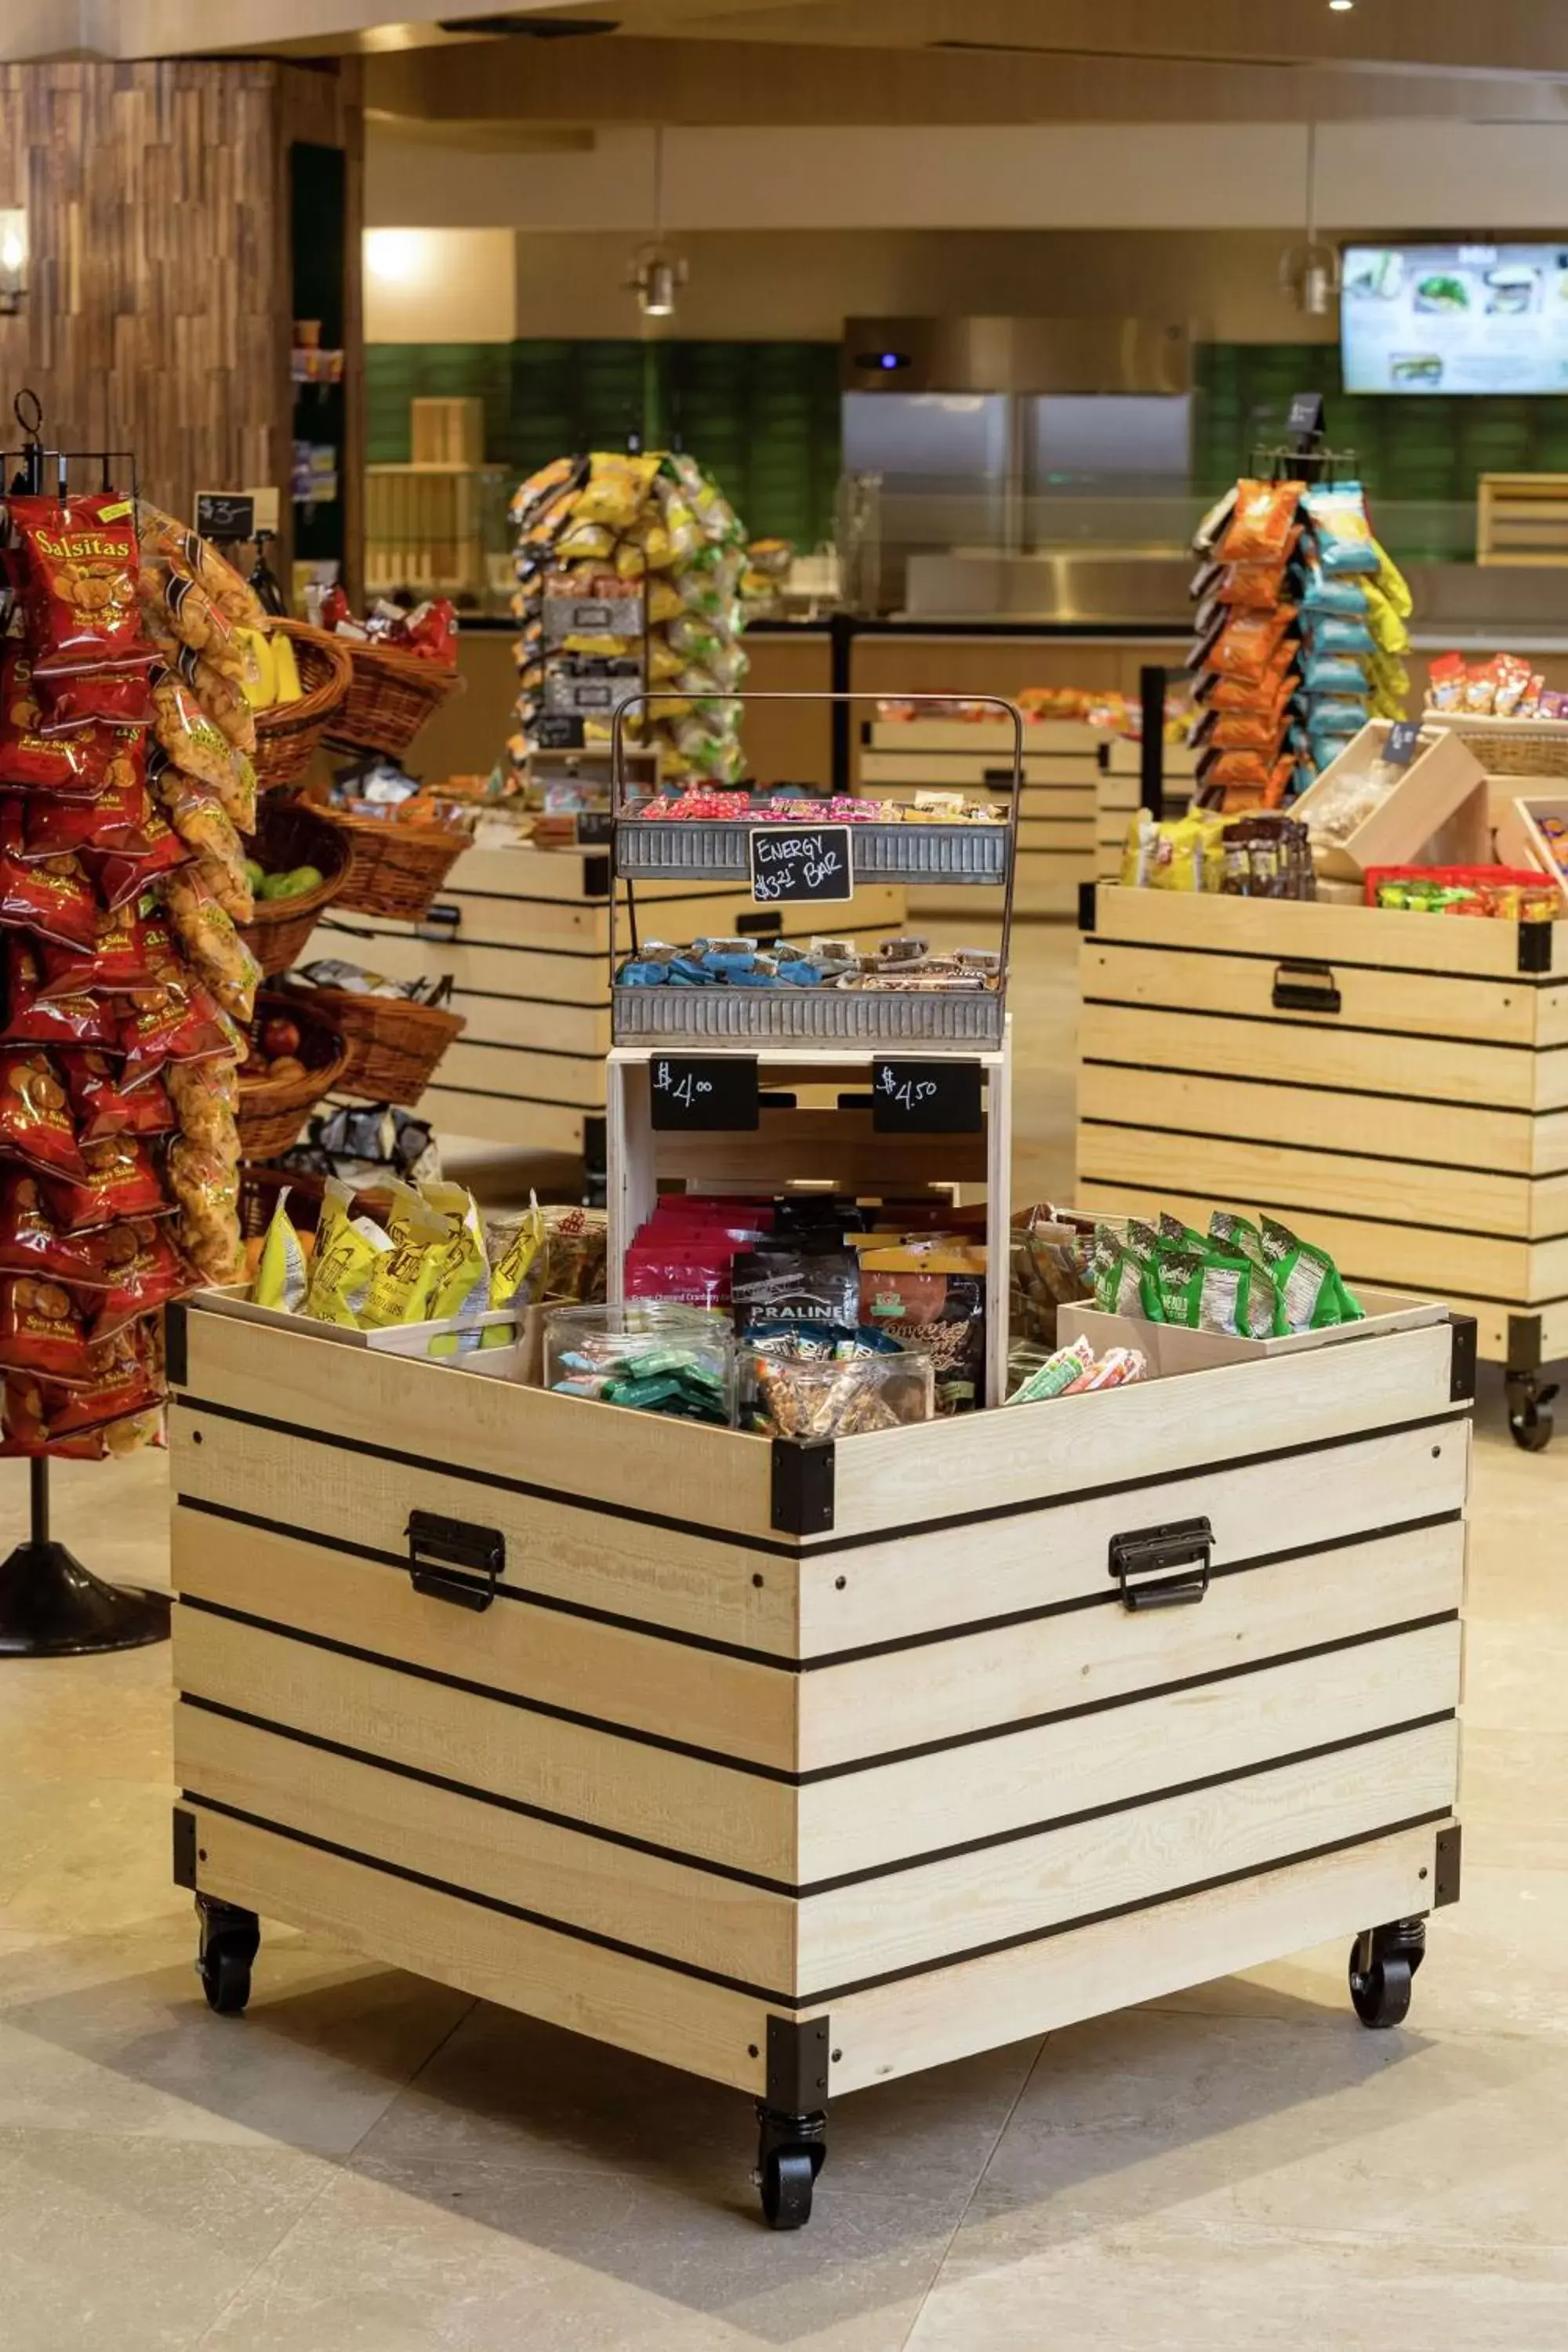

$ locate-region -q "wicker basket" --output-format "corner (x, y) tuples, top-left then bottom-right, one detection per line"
(322, 802), (470, 922)
(277, 976), (466, 1109)
(236, 993), (348, 1161)
(237, 795), (351, 977)
(322, 638), (466, 760)
(252, 622), (353, 789)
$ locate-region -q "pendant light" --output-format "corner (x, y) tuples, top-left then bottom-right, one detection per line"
(626, 125), (688, 321)
(1279, 123), (1342, 318)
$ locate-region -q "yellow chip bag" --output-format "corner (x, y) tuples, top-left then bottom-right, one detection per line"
(252, 1189), (308, 1312)
(303, 1178), (391, 1328)
(421, 1181), (490, 1354)
(356, 1185), (448, 1330)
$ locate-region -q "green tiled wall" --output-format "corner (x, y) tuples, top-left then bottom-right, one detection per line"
(366, 339), (841, 546)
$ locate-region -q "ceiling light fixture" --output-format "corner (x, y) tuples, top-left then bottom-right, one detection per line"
(1328, 2), (1353, 13)
(1279, 122), (1342, 318)
(625, 125), (688, 323)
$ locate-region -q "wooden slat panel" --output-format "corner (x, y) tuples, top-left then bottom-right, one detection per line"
(804, 1603), (1460, 1882)
(797, 1416), (1465, 1653)
(437, 1039), (607, 1109)
(826, 1319), (1457, 1541)
(1079, 1122), (1563, 1240)
(824, 1825), (1439, 2096)
(172, 1519), (797, 1772)
(417, 1088), (587, 1155)
(445, 995), (609, 1055)
(172, 1416), (799, 1657)
(798, 1520), (1462, 1778)
(174, 1610), (796, 1878)
(1077, 1061), (1552, 1178)
(179, 1305), (782, 1543)
(652, 1108), (987, 1191)
(1082, 938), (1541, 1047)
(191, 1808), (772, 2095)
(307, 921), (611, 1007)
(800, 1717), (1456, 1987)
(178, 1707), (793, 1987)
(1088, 882), (1568, 982)
(1080, 1000), (1552, 1112)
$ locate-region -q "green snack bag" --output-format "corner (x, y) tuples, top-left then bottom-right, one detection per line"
(1158, 1211), (1209, 1250)
(1260, 1216), (1345, 1332)
(1207, 1214), (1279, 1337)
(1156, 1245), (1258, 1336)
(252, 1189), (308, 1312)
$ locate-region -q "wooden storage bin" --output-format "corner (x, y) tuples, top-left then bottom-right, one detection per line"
(167, 1294), (1467, 2221)
(1076, 883), (1568, 1418)
(1292, 720), (1489, 882)
(303, 842), (906, 1163)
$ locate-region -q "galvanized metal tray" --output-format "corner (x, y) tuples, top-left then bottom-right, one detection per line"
(612, 982), (1004, 1051)
(615, 818), (1008, 886)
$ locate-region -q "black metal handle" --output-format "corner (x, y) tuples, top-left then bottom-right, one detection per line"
(981, 766), (1019, 789)
(1272, 960), (1341, 1015)
(1109, 1516), (1213, 1611)
(413, 902), (462, 944)
(407, 1509), (503, 1612)
(737, 910), (783, 938)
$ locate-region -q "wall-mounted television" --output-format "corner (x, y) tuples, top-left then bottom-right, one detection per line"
(1341, 244), (1568, 395)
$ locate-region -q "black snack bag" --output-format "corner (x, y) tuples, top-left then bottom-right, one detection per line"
(730, 1247), (861, 1333)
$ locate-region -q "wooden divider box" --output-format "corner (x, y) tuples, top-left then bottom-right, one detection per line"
(167, 1290), (1468, 2223)
(1077, 882), (1568, 1439)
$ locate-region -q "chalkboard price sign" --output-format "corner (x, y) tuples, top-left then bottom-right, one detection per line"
(871, 1058), (983, 1134)
(1384, 719), (1423, 767)
(1286, 391), (1324, 445)
(749, 825), (853, 906)
(649, 1054), (759, 1131)
(194, 492), (256, 542)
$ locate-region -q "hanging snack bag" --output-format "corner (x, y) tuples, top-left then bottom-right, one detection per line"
(59, 1051), (174, 1142)
(0, 1274), (93, 1381)
(39, 898), (157, 999)
(165, 1135), (243, 1282)
(0, 651), (111, 794)
(45, 1319), (165, 1436)
(80, 1217), (197, 1339)
(0, 826), (100, 953)
(0, 1169), (136, 1286)
(9, 491), (154, 678)
(1216, 479), (1305, 564)
(1303, 484), (1381, 575)
(5, 938), (117, 1051)
(41, 1134), (167, 1232)
(136, 502), (265, 628)
(0, 1050), (85, 1178)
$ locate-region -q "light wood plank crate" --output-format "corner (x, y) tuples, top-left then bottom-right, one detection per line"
(858, 718), (1102, 918)
(1077, 884), (1568, 1425)
(304, 841), (906, 1163)
(166, 1292), (1467, 2220)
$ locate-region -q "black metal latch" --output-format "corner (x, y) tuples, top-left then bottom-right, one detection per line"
(406, 1509), (503, 1611)
(413, 901), (461, 945)
(1109, 1516), (1213, 1611)
(1272, 959), (1341, 1015)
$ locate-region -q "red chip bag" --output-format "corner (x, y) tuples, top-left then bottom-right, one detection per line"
(38, 898), (155, 998)
(45, 1319), (165, 1435)
(0, 651), (110, 794)
(0, 1167), (132, 1285)
(58, 1051), (174, 1142)
(35, 667), (155, 734)
(0, 808), (100, 950)
(118, 977), (236, 1086)
(9, 491), (155, 678)
(0, 1274), (93, 1381)
(39, 1134), (168, 1232)
(0, 1050), (85, 1179)
(87, 809), (188, 912)
(76, 1217), (195, 1338)
(0, 1372), (105, 1457)
(5, 937), (118, 1050)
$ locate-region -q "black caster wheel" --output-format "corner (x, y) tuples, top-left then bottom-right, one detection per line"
(195, 1897), (260, 2019)
(753, 2101), (826, 2231)
(1506, 1373), (1557, 1452)
(1348, 1942), (1413, 2029)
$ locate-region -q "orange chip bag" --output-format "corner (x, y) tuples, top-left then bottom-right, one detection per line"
(1217, 479), (1305, 565)
(1207, 608), (1298, 682)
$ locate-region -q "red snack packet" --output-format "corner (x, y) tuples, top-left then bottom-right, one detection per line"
(87, 809), (188, 912)
(319, 585), (354, 633)
(0, 1167), (136, 1285)
(0, 1050), (85, 1179)
(35, 668), (155, 734)
(8, 491), (155, 679)
(0, 809), (100, 951)
(5, 938), (118, 1049)
(118, 975), (237, 1087)
(0, 1274), (93, 1381)
(401, 597), (459, 666)
(0, 1373), (105, 1457)
(58, 1051), (174, 1142)
(39, 1134), (168, 1232)
(0, 651), (110, 795)
(38, 898), (155, 998)
(19, 742), (149, 860)
(45, 1319), (165, 1436)
(76, 1217), (196, 1338)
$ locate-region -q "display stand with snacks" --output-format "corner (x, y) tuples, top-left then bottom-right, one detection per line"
(1077, 874), (1566, 1445)
(0, 392), (256, 1651)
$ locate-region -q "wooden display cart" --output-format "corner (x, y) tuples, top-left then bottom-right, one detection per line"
(1076, 882), (1568, 1446)
(167, 1291), (1468, 2227)
(303, 841), (903, 1180)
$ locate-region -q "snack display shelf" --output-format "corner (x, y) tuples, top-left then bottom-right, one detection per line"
(1076, 880), (1568, 1445)
(611, 982), (1005, 1051)
(167, 1290), (1468, 2227)
(615, 818), (1008, 887)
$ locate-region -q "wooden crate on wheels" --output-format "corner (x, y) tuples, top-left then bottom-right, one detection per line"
(166, 1290), (1468, 2227)
(1076, 881), (1568, 1446)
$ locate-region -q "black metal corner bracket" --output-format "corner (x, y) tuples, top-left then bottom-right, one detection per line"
(1077, 880), (1098, 935)
(1448, 1314), (1478, 1403)
(771, 1438), (834, 1537)
(766, 2013), (831, 2111)
(164, 1299), (189, 1388)
(1517, 920), (1552, 975)
(172, 1804), (198, 1891)
(1433, 1823), (1462, 1909)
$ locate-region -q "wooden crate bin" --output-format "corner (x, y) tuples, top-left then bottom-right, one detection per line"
(1077, 882), (1568, 1428)
(168, 1290), (1468, 2218)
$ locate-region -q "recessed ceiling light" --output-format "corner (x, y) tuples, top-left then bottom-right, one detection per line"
(1328, 2), (1353, 12)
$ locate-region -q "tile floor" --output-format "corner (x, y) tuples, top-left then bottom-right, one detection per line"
(0, 923), (1562, 2350)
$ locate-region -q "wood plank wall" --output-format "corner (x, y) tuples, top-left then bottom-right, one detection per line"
(0, 57), (362, 594)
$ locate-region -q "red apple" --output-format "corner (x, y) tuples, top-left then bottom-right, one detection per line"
(260, 1014), (302, 1060)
